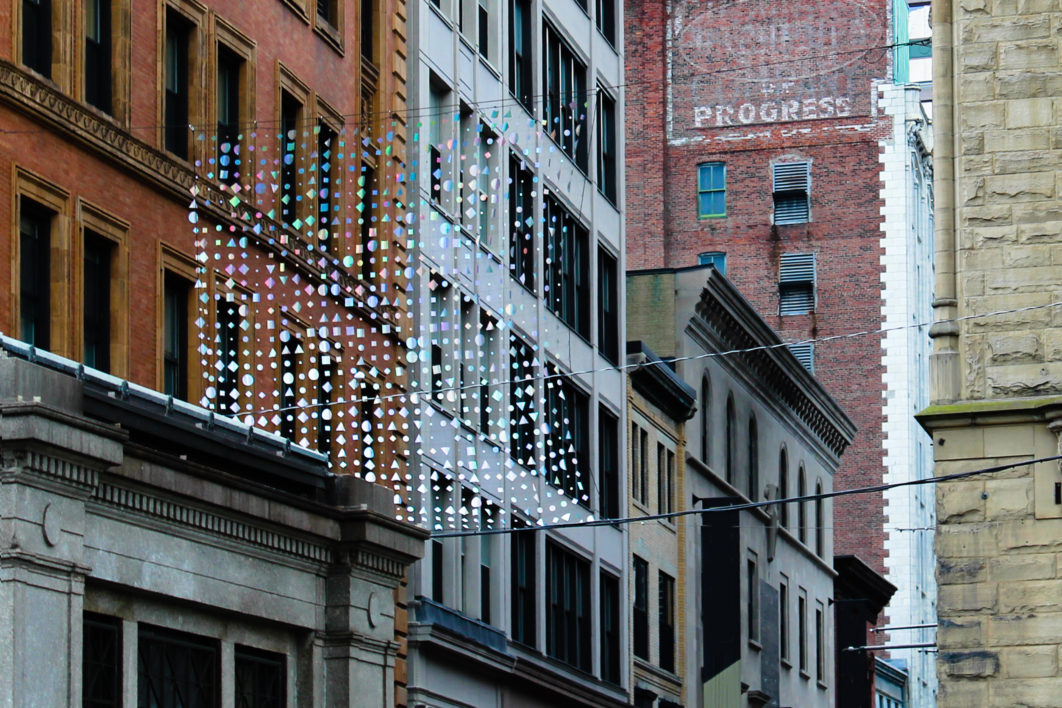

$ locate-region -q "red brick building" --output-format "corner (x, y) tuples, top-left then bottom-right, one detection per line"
(626, 0), (893, 571)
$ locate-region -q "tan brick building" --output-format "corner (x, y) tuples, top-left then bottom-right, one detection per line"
(920, 1), (1062, 705)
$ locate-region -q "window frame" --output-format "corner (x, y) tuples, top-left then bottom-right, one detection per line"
(543, 365), (590, 507)
(276, 64), (311, 230)
(508, 332), (537, 467)
(658, 569), (675, 672)
(697, 162), (726, 218)
(600, 570), (621, 684)
(772, 161), (811, 225)
(542, 21), (588, 171)
(510, 518), (537, 647)
(212, 17), (256, 190)
(508, 154), (536, 291)
(78, 199), (130, 377)
(160, 2), (206, 162)
(545, 540), (592, 672)
(543, 194), (590, 339)
(596, 87), (617, 204)
(779, 252), (816, 316)
(507, 0), (533, 109)
(159, 244), (199, 402)
(597, 246), (619, 365)
(632, 555), (649, 661)
(598, 405), (619, 519)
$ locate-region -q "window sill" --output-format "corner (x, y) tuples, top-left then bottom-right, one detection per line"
(280, 0), (310, 23)
(781, 658), (792, 670)
(748, 638), (762, 652)
(817, 680), (828, 691)
(508, 270), (537, 296)
(596, 29), (619, 54)
(631, 499), (650, 515)
(800, 670), (811, 681)
(698, 214), (727, 220)
(313, 18), (345, 55)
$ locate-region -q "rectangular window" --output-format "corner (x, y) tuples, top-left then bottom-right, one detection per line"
(773, 161), (811, 224)
(659, 570), (675, 672)
(597, 90), (617, 204)
(83, 231), (113, 372)
(360, 392), (377, 475)
(508, 0), (532, 108)
(234, 645), (286, 707)
(316, 0), (337, 27)
(428, 83), (448, 206)
(85, 0), (112, 112)
(359, 164), (377, 281)
(216, 45), (241, 186)
(278, 330), (299, 440)
(459, 296), (477, 428)
(19, 198), (52, 350)
(163, 273), (190, 400)
(816, 603), (826, 683)
(137, 624), (219, 707)
(477, 0), (489, 59)
(361, 0), (374, 60)
(83, 613), (121, 708)
(779, 578), (790, 664)
(595, 0), (615, 45)
(480, 503), (495, 623)
(598, 247), (619, 364)
(543, 23), (588, 170)
(279, 90), (303, 226)
(600, 571), (620, 684)
(479, 312), (500, 435)
(317, 120), (337, 251)
(779, 252), (816, 315)
(164, 9), (191, 159)
(698, 251), (727, 274)
(511, 520), (536, 647)
(798, 591), (808, 675)
(543, 196), (589, 337)
(508, 156), (535, 289)
(429, 277), (452, 404)
(509, 333), (536, 466)
(546, 541), (591, 671)
(22, 0), (52, 78)
(544, 367), (590, 506)
(747, 556), (760, 644)
(632, 555), (649, 660)
(598, 406), (619, 519)
(316, 353), (335, 454)
(657, 445), (674, 515)
(698, 162), (726, 218)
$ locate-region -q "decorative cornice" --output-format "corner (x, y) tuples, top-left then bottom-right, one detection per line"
(6, 449), (100, 490)
(351, 547), (408, 579)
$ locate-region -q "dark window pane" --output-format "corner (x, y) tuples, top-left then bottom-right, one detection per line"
(595, 0), (615, 45)
(544, 367), (589, 506)
(659, 571), (675, 671)
(543, 196), (589, 338)
(508, 157), (535, 290)
(163, 273), (189, 399)
(234, 645), (285, 708)
(137, 624), (219, 708)
(361, 0), (374, 60)
(510, 522), (536, 647)
(19, 198), (51, 350)
(215, 301), (239, 413)
(84, 231), (113, 372)
(597, 248), (618, 363)
(280, 92), (301, 226)
(600, 572), (620, 684)
(542, 23), (588, 170)
(317, 121), (336, 250)
(279, 332), (298, 440)
(217, 46), (241, 185)
(597, 91), (616, 203)
(633, 556), (649, 660)
(509, 334), (536, 466)
(164, 10), (190, 159)
(359, 165), (377, 281)
(546, 541), (590, 671)
(22, 0), (52, 77)
(598, 407), (618, 518)
(83, 613), (121, 708)
(508, 0), (532, 108)
(316, 355), (334, 454)
(85, 0), (112, 112)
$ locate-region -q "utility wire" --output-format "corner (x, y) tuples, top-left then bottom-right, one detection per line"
(429, 454), (1062, 537)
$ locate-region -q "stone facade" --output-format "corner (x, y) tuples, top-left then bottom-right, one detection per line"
(920, 2), (1062, 706)
(0, 350), (425, 706)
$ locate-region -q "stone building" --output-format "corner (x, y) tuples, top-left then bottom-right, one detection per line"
(628, 264), (856, 708)
(918, 2), (1062, 706)
(0, 345), (425, 705)
(403, 0), (628, 701)
(623, 0), (937, 700)
(0, 0), (416, 702)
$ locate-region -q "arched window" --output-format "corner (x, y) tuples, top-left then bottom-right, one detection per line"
(700, 375), (711, 463)
(815, 480), (825, 557)
(747, 415), (758, 500)
(725, 395), (736, 486)
(779, 447), (789, 528)
(797, 465), (807, 545)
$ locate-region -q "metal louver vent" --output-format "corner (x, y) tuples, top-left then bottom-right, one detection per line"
(779, 253), (815, 283)
(787, 343), (814, 372)
(773, 162), (810, 225)
(779, 253), (815, 315)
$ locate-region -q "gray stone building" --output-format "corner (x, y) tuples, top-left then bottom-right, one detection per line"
(919, 2), (1062, 706)
(0, 344), (425, 706)
(628, 265), (857, 708)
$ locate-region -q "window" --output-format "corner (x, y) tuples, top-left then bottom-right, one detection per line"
(815, 603), (826, 684)
(19, 198), (52, 350)
(747, 415), (758, 500)
(597, 247), (619, 364)
(773, 161), (810, 224)
(632, 555), (649, 660)
(632, 423), (649, 507)
(22, 0), (52, 78)
(659, 570), (675, 671)
(798, 591), (808, 675)
(543, 195), (590, 337)
(543, 22), (588, 170)
(84, 232), (113, 372)
(509, 156), (535, 289)
(508, 0), (532, 108)
(509, 334), (537, 466)
(779, 252), (816, 315)
(779, 578), (790, 664)
(815, 480), (825, 557)
(316, 352), (335, 454)
(595, 0), (615, 45)
(697, 162), (726, 218)
(429, 276), (453, 404)
(137, 624), (219, 707)
(479, 312), (501, 436)
(477, 0), (490, 60)
(85, 0), (112, 112)
(459, 297), (477, 428)
(234, 645), (286, 708)
(544, 367), (590, 506)
(600, 571), (621, 684)
(216, 46), (242, 186)
(747, 556), (760, 644)
(361, 0), (374, 60)
(360, 391), (379, 475)
(779, 447), (789, 528)
(511, 521), (536, 646)
(279, 90), (304, 226)
(316, 0), (337, 27)
(698, 251), (727, 274)
(599, 407), (619, 518)
(359, 164), (377, 281)
(798, 465), (808, 545)
(597, 89), (617, 203)
(788, 342), (815, 372)
(428, 83), (449, 207)
(479, 502), (495, 623)
(83, 613), (121, 708)
(164, 9), (192, 159)
(547, 542), (591, 671)
(317, 119), (338, 252)
(163, 272), (191, 399)
(278, 329), (300, 440)
(700, 375), (710, 463)
(657, 444), (674, 515)
(725, 395), (736, 486)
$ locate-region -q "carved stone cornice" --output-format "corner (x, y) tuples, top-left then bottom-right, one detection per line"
(0, 60), (406, 341)
(1, 449), (100, 495)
